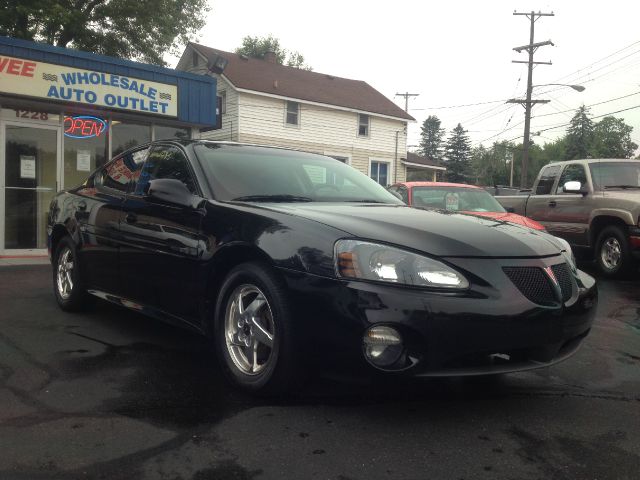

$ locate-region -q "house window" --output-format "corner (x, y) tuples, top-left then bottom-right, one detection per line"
(370, 161), (390, 186)
(192, 50), (199, 67)
(358, 114), (369, 137)
(286, 101), (299, 125)
(219, 90), (227, 114)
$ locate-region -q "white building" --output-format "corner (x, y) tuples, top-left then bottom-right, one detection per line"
(176, 43), (415, 185)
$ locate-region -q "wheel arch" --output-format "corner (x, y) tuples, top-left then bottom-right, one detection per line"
(590, 214), (629, 247)
(204, 243), (280, 335)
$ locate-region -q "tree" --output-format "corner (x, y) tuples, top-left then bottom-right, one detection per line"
(564, 105), (594, 160)
(471, 141), (515, 186)
(235, 35), (312, 70)
(0, 0), (208, 65)
(444, 123), (472, 183)
(591, 116), (638, 158)
(418, 115), (445, 162)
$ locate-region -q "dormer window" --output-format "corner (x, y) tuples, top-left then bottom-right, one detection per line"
(358, 114), (369, 137)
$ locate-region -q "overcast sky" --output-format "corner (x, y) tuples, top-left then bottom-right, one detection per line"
(173, 0), (640, 154)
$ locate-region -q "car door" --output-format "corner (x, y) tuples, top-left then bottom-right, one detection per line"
(119, 144), (206, 323)
(546, 163), (591, 246)
(523, 164), (562, 232)
(74, 151), (146, 294)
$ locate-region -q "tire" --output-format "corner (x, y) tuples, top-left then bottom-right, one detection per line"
(595, 225), (635, 278)
(53, 236), (92, 311)
(214, 262), (304, 395)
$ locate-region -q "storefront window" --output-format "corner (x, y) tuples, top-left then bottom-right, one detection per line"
(63, 115), (108, 188)
(154, 125), (191, 140)
(111, 121), (151, 156)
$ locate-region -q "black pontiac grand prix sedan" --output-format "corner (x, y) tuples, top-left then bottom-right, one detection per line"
(48, 140), (597, 394)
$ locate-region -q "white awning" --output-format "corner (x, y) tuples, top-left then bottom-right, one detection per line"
(402, 161), (446, 171)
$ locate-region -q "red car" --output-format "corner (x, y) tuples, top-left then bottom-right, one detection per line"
(388, 181), (545, 231)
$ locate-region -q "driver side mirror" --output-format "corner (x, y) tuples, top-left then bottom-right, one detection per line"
(147, 178), (205, 209)
(563, 181), (587, 195)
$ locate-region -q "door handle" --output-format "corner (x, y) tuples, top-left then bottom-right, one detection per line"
(125, 212), (137, 224)
(548, 200), (557, 207)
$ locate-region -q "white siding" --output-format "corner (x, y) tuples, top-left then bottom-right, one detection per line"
(174, 45), (409, 183)
(200, 75), (239, 142)
(236, 93), (407, 184)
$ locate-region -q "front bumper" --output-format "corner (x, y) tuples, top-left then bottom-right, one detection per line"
(280, 255), (597, 377)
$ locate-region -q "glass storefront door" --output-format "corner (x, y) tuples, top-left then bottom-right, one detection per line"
(2, 123), (60, 252)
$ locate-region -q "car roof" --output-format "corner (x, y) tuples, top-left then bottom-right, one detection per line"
(122, 139), (328, 157)
(545, 158), (637, 167)
(395, 181), (482, 189)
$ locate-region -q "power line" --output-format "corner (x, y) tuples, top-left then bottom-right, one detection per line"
(410, 98), (506, 110)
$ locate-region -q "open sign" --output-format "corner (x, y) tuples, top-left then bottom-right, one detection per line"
(64, 115), (108, 139)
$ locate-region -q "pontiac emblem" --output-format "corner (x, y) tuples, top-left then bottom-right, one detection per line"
(543, 266), (559, 287)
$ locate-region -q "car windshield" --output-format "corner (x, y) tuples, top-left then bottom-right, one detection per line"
(412, 186), (506, 212)
(194, 143), (403, 204)
(589, 162), (640, 190)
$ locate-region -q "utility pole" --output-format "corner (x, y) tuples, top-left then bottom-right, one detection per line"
(508, 11), (554, 188)
(395, 92), (419, 112)
(509, 150), (515, 187)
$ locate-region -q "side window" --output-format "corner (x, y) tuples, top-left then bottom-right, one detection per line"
(535, 165), (561, 195)
(556, 164), (587, 193)
(95, 147), (149, 193)
(134, 146), (196, 196)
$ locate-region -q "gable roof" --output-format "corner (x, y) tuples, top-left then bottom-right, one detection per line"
(188, 43), (414, 122)
(406, 152), (441, 168)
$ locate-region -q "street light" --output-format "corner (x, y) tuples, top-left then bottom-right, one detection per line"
(508, 83), (585, 188)
(532, 83), (586, 92)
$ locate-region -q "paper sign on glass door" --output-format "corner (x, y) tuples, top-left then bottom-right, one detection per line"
(20, 155), (36, 179)
(77, 150), (91, 171)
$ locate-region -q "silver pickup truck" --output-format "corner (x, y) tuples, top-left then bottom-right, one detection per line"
(495, 159), (640, 277)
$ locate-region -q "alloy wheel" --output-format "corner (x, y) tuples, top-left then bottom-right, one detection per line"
(601, 237), (621, 270)
(224, 284), (275, 375)
(56, 247), (74, 300)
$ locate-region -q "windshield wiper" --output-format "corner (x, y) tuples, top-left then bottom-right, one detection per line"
(343, 199), (389, 203)
(603, 185), (640, 189)
(231, 194), (313, 202)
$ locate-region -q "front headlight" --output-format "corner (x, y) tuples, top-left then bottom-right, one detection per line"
(335, 239), (469, 289)
(554, 237), (576, 270)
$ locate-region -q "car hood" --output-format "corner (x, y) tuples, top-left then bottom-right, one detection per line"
(262, 203), (561, 258)
(463, 211), (546, 230)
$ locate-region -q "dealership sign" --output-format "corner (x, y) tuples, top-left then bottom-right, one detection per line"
(0, 55), (177, 117)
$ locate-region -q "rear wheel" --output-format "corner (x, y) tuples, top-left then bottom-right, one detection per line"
(214, 262), (304, 395)
(595, 226), (635, 278)
(53, 236), (92, 311)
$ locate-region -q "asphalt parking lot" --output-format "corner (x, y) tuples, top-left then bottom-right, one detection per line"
(0, 264), (638, 480)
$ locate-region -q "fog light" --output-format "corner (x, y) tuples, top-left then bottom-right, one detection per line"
(363, 326), (404, 368)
